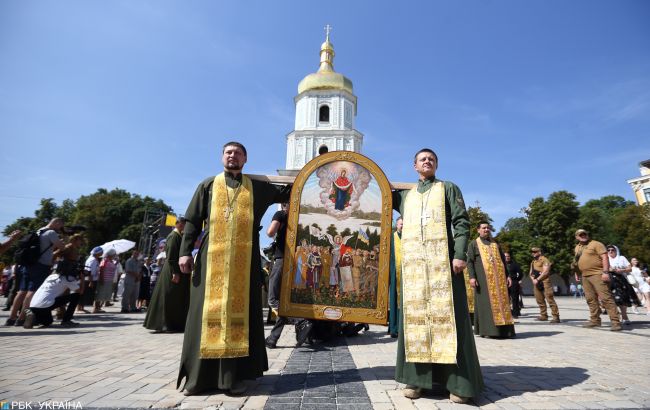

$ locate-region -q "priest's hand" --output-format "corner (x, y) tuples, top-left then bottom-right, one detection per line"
(452, 259), (466, 274)
(507, 277), (512, 288)
(180, 256), (194, 274)
(469, 278), (477, 288)
(172, 273), (180, 284)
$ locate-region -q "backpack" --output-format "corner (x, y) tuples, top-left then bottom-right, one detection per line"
(14, 230), (51, 266)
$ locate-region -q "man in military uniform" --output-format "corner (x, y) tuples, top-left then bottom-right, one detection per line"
(529, 247), (560, 323)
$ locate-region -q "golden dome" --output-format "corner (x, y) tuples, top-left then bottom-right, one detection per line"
(297, 31), (353, 95)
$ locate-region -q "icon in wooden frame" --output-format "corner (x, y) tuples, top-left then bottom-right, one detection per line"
(279, 151), (392, 325)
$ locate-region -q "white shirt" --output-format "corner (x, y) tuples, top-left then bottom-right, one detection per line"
(30, 273), (80, 309)
(114, 262), (124, 283)
(84, 255), (101, 281)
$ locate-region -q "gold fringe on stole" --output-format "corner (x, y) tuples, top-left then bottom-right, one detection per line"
(200, 173), (254, 358)
(393, 231), (402, 308)
(401, 182), (457, 364)
(475, 239), (514, 326)
(463, 267), (475, 314)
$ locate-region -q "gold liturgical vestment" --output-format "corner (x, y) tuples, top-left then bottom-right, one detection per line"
(401, 181), (457, 364)
(200, 172), (254, 358)
(463, 267), (475, 315)
(475, 239), (514, 326)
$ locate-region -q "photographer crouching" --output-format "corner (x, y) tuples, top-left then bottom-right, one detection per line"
(24, 233), (85, 328)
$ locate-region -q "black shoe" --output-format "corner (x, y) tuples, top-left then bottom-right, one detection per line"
(295, 320), (313, 347)
(2, 306), (10, 311)
(265, 337), (277, 349)
(15, 319), (25, 327)
(4, 318), (16, 326)
(363, 324), (370, 331)
(60, 321), (79, 328)
(23, 312), (35, 329)
(390, 333), (398, 338)
(120, 309), (129, 313)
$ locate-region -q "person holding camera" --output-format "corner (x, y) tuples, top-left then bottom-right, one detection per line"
(6, 218), (65, 326)
(24, 233), (85, 328)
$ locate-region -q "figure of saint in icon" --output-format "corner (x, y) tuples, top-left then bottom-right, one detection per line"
(329, 169), (353, 211)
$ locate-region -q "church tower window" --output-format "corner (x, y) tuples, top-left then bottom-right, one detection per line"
(319, 105), (330, 123)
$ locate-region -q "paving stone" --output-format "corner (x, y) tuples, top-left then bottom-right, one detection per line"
(2, 298), (649, 410)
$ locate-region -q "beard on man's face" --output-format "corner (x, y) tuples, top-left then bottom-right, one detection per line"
(224, 162), (242, 171)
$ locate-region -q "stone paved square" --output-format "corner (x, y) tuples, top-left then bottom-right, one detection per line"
(1, 297), (649, 409)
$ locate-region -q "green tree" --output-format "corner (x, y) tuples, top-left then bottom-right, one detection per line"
(526, 191), (580, 285)
(2, 189), (172, 262)
(72, 189), (172, 250)
(577, 195), (634, 246)
(467, 205), (493, 240)
(611, 203), (650, 264)
(496, 216), (533, 269)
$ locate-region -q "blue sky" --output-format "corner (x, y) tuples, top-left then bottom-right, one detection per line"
(1, 1), (649, 244)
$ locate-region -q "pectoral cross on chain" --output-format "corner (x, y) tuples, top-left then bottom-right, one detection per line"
(420, 210), (432, 240)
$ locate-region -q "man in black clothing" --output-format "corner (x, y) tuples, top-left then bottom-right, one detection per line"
(265, 203), (290, 348)
(505, 252), (523, 318)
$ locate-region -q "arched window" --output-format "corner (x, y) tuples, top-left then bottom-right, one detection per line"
(319, 105), (330, 123)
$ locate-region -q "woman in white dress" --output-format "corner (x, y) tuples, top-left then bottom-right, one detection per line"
(629, 258), (650, 314)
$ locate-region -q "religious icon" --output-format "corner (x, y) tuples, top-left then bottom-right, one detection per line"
(280, 151), (392, 325)
(329, 169), (354, 211)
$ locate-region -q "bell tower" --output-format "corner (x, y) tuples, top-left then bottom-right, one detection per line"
(279, 26), (364, 176)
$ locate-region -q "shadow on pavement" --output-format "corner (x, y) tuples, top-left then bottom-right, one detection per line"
(513, 330), (562, 339)
(0, 329), (94, 336)
(482, 365), (588, 398)
(259, 367), (369, 395)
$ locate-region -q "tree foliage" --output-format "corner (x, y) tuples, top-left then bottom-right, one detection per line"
(2, 189), (173, 264)
(467, 205), (493, 240)
(496, 191), (650, 287)
(611, 203), (650, 264)
(577, 195), (634, 246)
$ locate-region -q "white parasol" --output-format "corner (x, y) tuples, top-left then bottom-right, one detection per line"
(99, 239), (136, 255)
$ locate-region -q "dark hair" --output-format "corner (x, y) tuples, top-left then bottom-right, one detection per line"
(413, 148), (438, 163)
(222, 141), (247, 156)
(476, 221), (490, 229)
(177, 217), (187, 224)
(318, 145), (329, 155)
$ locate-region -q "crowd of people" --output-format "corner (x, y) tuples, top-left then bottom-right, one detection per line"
(0, 220), (167, 329)
(1, 141), (649, 406)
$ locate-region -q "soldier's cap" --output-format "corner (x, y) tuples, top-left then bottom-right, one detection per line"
(530, 247), (541, 253)
(575, 229), (589, 236)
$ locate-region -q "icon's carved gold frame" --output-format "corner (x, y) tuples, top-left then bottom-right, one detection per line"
(278, 151), (392, 325)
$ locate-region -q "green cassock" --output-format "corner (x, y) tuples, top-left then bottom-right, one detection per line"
(177, 172), (290, 393)
(392, 177), (484, 398)
(143, 229), (189, 332)
(388, 231), (401, 337)
(467, 238), (516, 338)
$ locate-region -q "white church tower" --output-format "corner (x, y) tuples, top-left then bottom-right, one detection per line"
(280, 26), (363, 176)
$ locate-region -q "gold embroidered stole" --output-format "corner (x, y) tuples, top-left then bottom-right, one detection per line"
(463, 267), (475, 314)
(200, 173), (254, 358)
(393, 231), (402, 308)
(475, 238), (514, 326)
(401, 181), (457, 364)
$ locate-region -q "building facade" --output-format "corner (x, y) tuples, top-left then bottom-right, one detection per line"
(279, 30), (363, 176)
(627, 159), (650, 205)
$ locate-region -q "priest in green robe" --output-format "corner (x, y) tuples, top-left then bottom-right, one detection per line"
(393, 148), (484, 404)
(144, 217), (188, 333)
(388, 217), (402, 338)
(177, 142), (291, 396)
(467, 222), (515, 339)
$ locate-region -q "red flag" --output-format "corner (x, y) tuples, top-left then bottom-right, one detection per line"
(340, 244), (352, 257)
